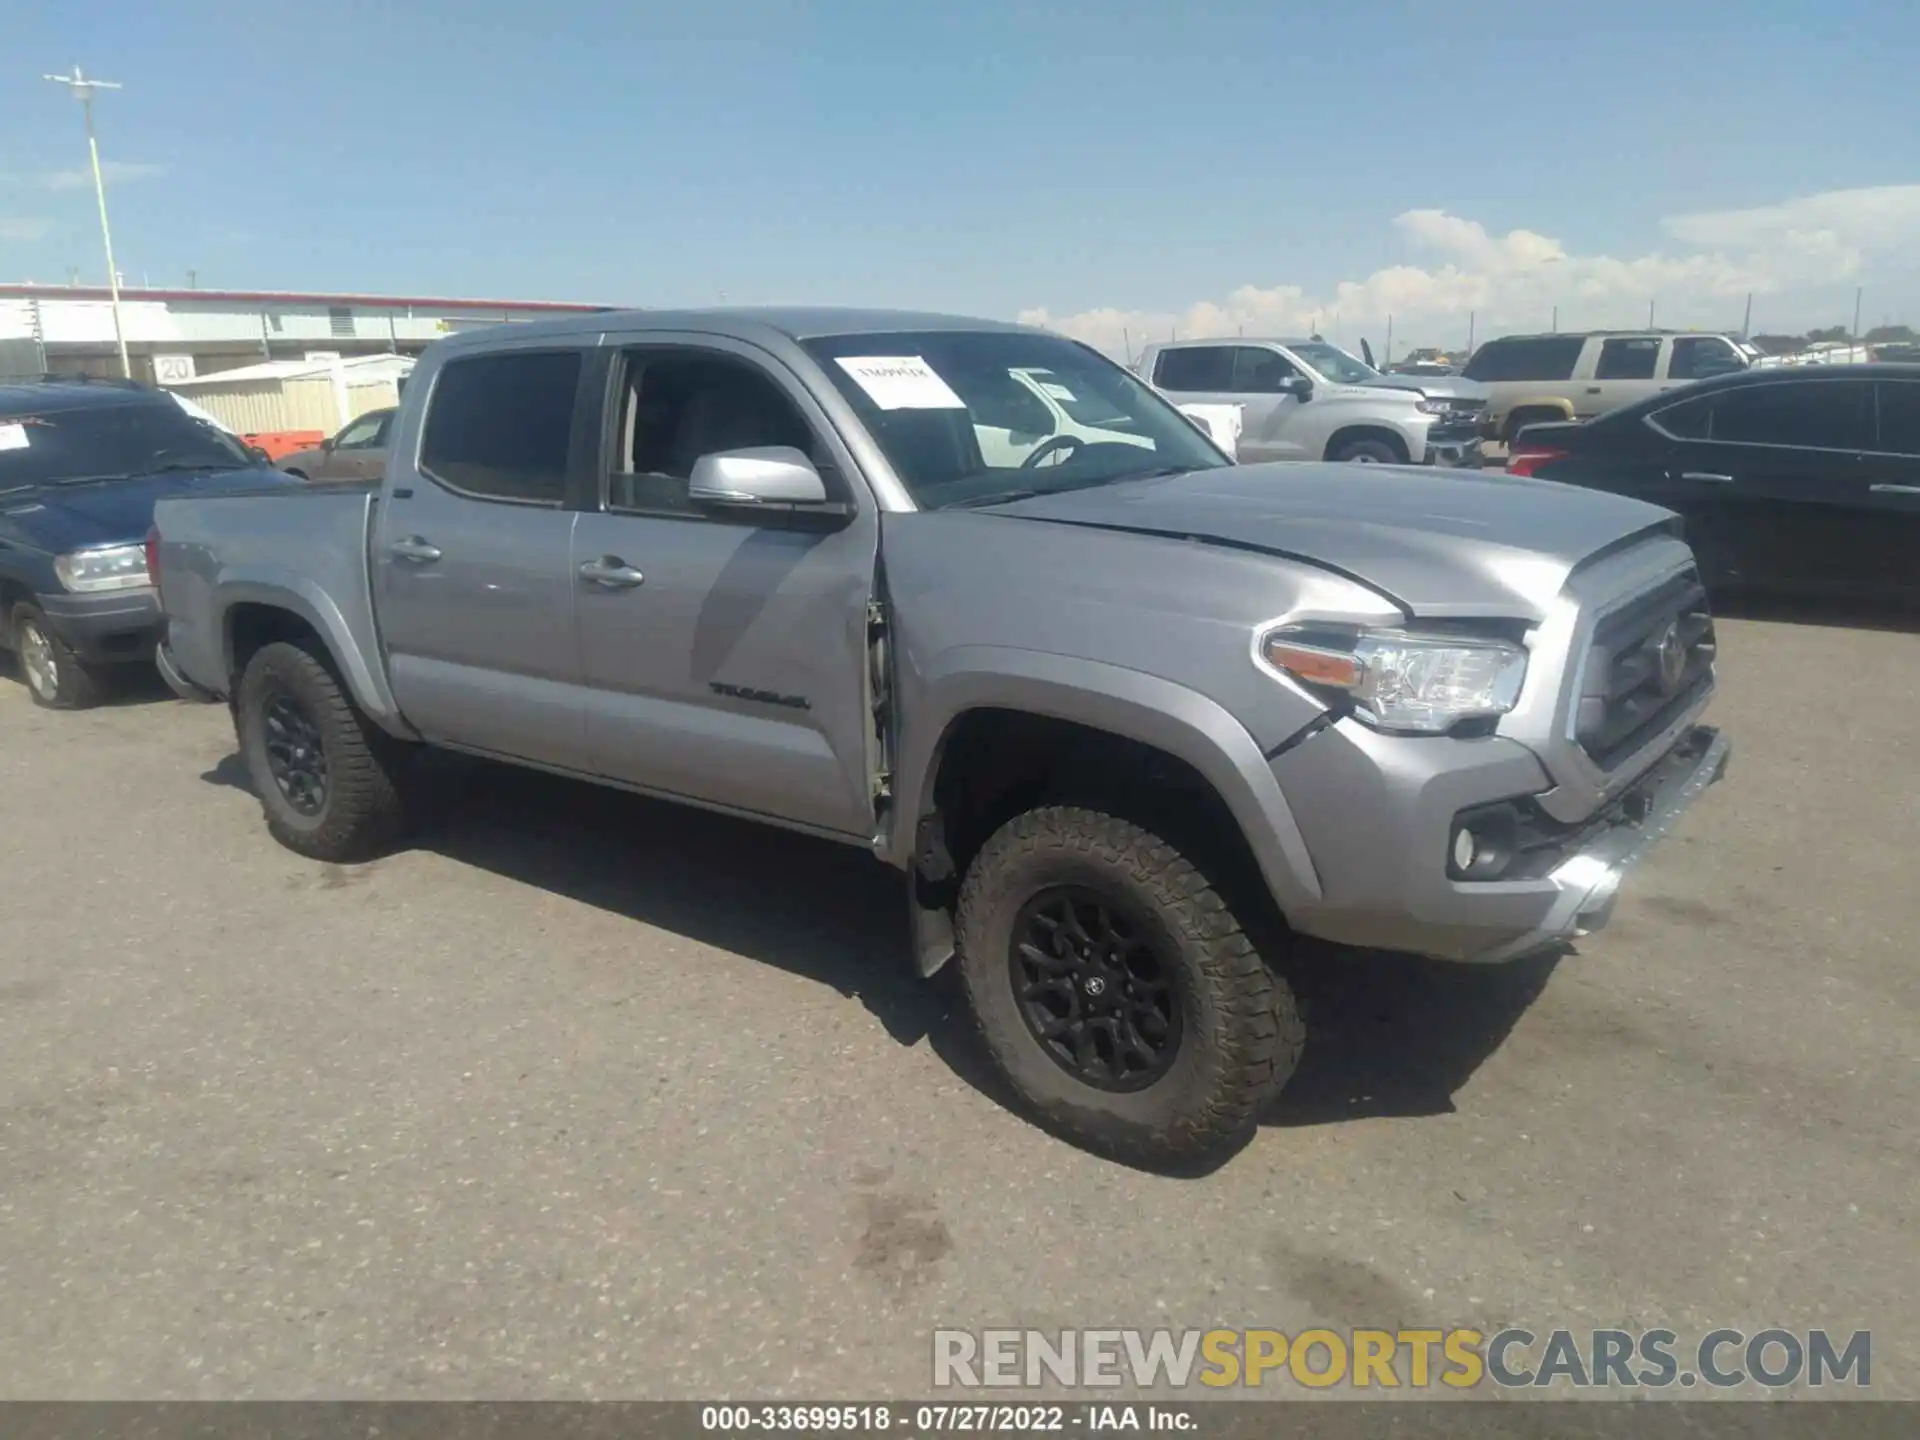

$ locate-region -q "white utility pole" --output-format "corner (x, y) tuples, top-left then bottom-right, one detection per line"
(43, 67), (132, 378)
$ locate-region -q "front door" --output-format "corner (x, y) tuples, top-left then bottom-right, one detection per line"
(371, 346), (593, 769)
(569, 339), (881, 839)
(1226, 346), (1310, 462)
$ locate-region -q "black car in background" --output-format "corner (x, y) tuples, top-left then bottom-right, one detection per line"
(1507, 364), (1920, 603)
(1, 380), (301, 709)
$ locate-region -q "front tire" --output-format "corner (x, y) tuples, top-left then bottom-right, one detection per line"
(10, 603), (107, 710)
(236, 640), (408, 861)
(955, 805), (1302, 1170)
(1328, 437), (1401, 464)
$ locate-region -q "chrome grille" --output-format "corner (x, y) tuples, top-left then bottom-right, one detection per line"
(1574, 569), (1716, 770)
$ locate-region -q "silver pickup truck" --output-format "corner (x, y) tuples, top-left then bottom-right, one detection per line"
(150, 307), (1729, 1169)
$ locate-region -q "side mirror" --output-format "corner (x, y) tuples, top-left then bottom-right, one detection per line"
(1280, 375), (1314, 401)
(689, 445), (829, 508)
(320, 436), (336, 452)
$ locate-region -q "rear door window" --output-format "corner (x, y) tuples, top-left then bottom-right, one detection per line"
(1152, 347), (1235, 392)
(1707, 380), (1873, 451)
(1649, 395), (1712, 440)
(1595, 338), (1660, 381)
(1462, 336), (1585, 382)
(419, 350), (584, 504)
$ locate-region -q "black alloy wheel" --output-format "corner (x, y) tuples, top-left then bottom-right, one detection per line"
(261, 691), (329, 816)
(1009, 885), (1184, 1092)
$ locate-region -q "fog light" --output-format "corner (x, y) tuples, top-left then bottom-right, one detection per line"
(1452, 828), (1478, 872)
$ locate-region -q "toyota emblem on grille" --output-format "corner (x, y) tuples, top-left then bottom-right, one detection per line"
(1653, 621), (1687, 695)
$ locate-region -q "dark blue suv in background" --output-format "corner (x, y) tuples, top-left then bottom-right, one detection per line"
(1, 379), (300, 709)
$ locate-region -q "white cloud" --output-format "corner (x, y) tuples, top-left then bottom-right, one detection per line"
(36, 160), (166, 190)
(0, 216), (55, 241)
(1019, 184), (1920, 356)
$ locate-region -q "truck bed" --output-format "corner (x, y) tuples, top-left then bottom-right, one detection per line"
(151, 481), (394, 716)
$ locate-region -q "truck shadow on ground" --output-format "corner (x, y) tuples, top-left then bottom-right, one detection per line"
(204, 751), (1561, 1165)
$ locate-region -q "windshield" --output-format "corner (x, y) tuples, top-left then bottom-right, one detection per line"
(1286, 341), (1381, 385)
(801, 330), (1230, 510)
(0, 400), (251, 489)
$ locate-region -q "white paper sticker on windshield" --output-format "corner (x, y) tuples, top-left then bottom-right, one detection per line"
(1037, 381), (1077, 402)
(0, 423), (30, 452)
(835, 356), (966, 411)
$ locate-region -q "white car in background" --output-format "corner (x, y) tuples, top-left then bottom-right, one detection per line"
(972, 365), (1158, 468)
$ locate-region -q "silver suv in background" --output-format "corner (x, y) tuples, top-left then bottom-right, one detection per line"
(1464, 331), (1753, 442)
(1138, 338), (1486, 466)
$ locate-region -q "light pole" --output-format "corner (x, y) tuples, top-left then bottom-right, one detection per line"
(43, 67), (132, 379)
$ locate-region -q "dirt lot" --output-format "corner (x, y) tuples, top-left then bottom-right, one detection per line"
(0, 605), (1914, 1401)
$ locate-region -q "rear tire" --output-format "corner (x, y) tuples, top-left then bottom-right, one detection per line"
(1328, 437), (1401, 464)
(10, 603), (107, 710)
(235, 640), (409, 861)
(954, 805), (1303, 1170)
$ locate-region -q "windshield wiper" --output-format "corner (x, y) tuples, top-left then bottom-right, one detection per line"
(147, 459), (249, 474)
(52, 460), (249, 485)
(944, 488), (1042, 510)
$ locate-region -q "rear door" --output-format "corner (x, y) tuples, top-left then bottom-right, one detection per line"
(1858, 379), (1920, 600)
(1586, 336), (1662, 416)
(567, 337), (881, 839)
(1659, 377), (1875, 594)
(371, 345), (595, 768)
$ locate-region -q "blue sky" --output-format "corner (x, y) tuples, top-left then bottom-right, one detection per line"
(5, 0), (1919, 350)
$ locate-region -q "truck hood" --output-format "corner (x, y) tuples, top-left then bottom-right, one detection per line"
(986, 462), (1677, 620)
(1362, 373), (1490, 403)
(1, 465), (298, 553)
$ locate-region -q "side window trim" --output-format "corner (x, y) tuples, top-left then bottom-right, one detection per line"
(1661, 380), (1875, 454)
(593, 334), (868, 524)
(1867, 381), (1920, 458)
(415, 344), (593, 509)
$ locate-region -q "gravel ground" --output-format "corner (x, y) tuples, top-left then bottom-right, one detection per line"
(0, 605), (1913, 1401)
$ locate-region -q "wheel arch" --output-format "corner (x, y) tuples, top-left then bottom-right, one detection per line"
(893, 649), (1323, 975)
(215, 578), (416, 739)
(1324, 425), (1411, 463)
(1502, 398), (1576, 441)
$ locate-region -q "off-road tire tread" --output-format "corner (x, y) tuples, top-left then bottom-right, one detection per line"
(956, 805), (1303, 1169)
(239, 640), (407, 862)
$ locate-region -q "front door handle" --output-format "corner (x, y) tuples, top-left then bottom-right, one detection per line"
(579, 556), (646, 589)
(1870, 483), (1920, 496)
(1680, 472), (1736, 485)
(389, 536), (442, 563)
(1585, 386), (1602, 394)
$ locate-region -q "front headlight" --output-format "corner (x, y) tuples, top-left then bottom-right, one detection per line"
(1259, 625), (1528, 734)
(54, 543), (150, 593)
(1414, 398), (1454, 415)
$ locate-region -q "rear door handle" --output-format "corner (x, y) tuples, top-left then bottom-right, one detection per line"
(1870, 483), (1920, 496)
(1680, 472), (1736, 485)
(579, 556), (646, 589)
(389, 536), (442, 563)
